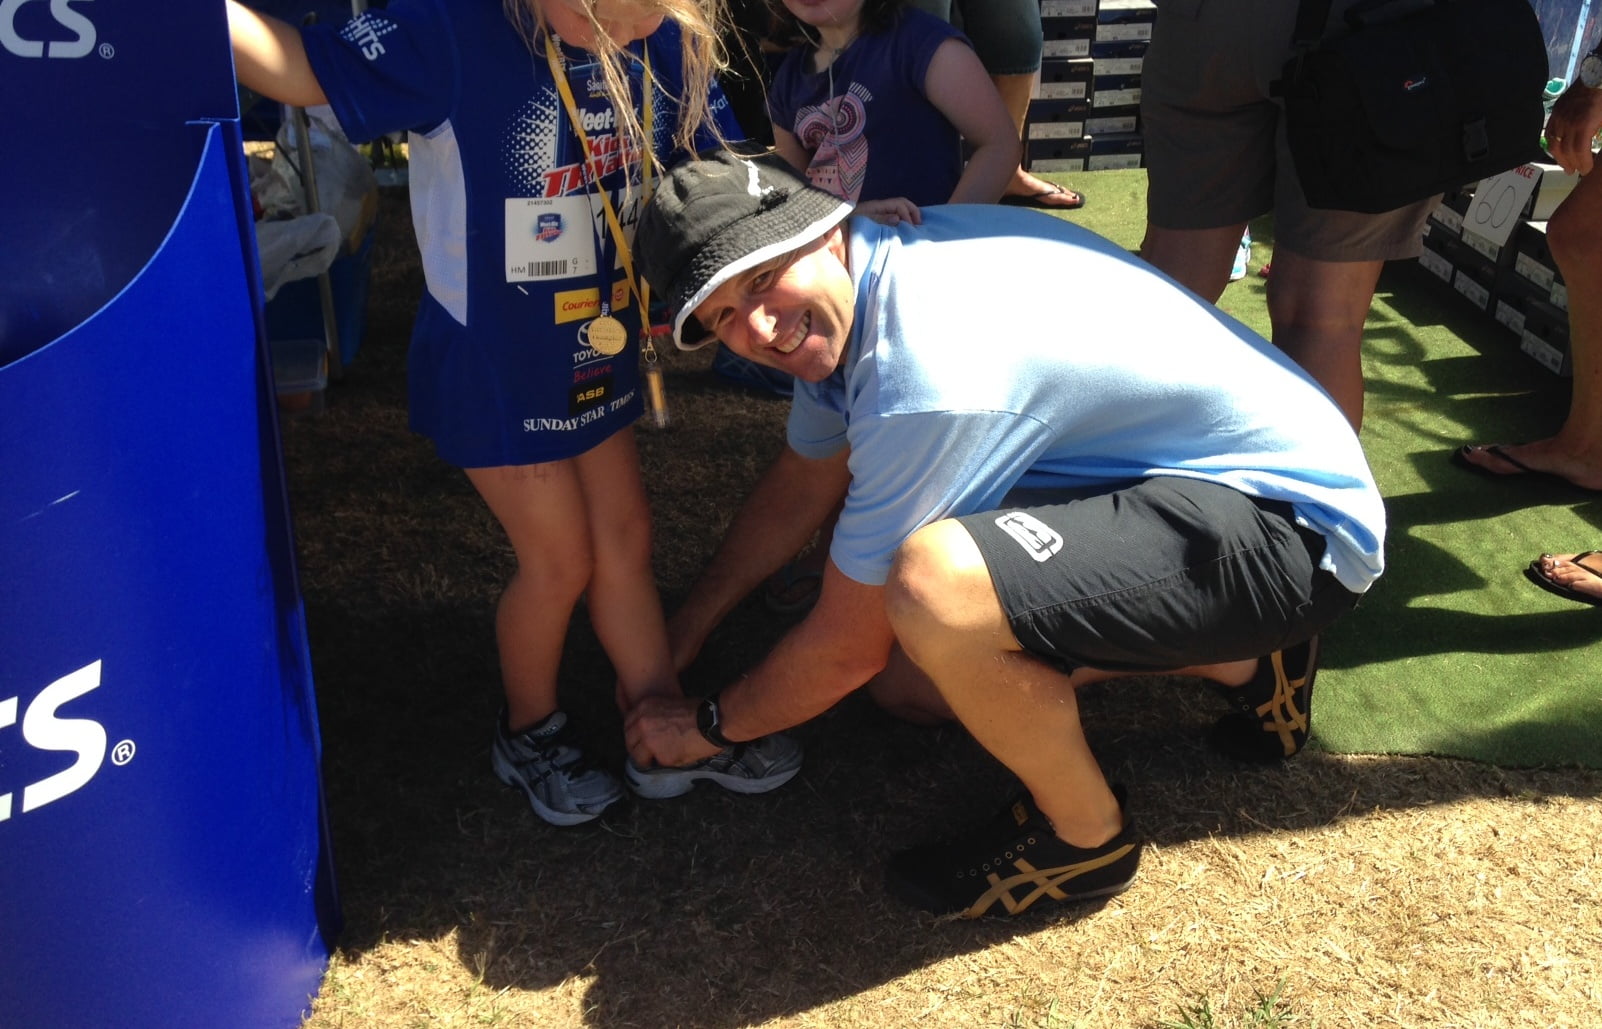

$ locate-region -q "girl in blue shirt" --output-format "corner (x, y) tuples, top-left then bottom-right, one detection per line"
(227, 0), (801, 826)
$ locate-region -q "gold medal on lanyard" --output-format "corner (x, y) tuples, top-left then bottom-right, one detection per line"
(545, 33), (657, 376)
(587, 314), (628, 356)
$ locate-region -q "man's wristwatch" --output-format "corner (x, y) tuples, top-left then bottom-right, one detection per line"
(696, 693), (735, 748)
(1580, 49), (1602, 90)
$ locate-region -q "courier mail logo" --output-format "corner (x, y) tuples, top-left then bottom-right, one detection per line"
(1, 661), (116, 822)
(0, 0), (96, 58)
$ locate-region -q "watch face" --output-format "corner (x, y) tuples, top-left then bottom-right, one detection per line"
(1583, 53), (1602, 89)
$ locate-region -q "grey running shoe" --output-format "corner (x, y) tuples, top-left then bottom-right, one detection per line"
(491, 710), (624, 826)
(625, 733), (803, 799)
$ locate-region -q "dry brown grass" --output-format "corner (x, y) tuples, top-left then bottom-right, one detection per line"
(286, 190), (1602, 1029)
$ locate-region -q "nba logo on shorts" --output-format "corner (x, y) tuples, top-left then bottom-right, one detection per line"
(995, 511), (1062, 563)
(535, 213), (563, 242)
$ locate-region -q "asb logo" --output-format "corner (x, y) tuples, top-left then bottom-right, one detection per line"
(0, 0), (97, 59)
(1, 660), (128, 822)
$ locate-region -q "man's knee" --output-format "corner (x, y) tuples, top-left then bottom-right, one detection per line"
(885, 520), (995, 646)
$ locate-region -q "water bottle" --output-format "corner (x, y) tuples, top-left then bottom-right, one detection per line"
(1541, 77), (1566, 152)
(1230, 226), (1252, 282)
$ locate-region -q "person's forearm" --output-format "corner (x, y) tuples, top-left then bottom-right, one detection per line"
(669, 446), (850, 667)
(227, 0), (329, 107)
(712, 565), (893, 742)
(948, 139), (1020, 204)
(771, 127), (812, 176)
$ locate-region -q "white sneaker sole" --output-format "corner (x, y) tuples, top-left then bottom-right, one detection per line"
(625, 759), (800, 800)
(491, 749), (623, 826)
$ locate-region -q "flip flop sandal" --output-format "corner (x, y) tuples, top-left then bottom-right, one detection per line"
(762, 561), (823, 616)
(1449, 444), (1585, 488)
(999, 182), (1086, 211)
(1524, 551), (1602, 607)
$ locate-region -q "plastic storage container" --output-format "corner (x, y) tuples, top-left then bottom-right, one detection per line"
(272, 337), (330, 415)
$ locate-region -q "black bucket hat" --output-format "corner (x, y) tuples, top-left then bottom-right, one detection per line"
(635, 148), (853, 349)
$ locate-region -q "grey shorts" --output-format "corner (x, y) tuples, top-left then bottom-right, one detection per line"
(1140, 0), (1435, 261)
(956, 477), (1359, 673)
(904, 0), (1044, 75)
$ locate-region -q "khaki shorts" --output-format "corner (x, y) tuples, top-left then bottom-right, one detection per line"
(1141, 0), (1435, 261)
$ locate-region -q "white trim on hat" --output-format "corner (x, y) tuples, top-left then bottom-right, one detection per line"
(672, 202), (854, 350)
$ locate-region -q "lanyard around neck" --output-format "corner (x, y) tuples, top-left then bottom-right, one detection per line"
(543, 31), (654, 333)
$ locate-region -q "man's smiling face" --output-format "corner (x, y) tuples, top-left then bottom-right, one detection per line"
(689, 226), (855, 383)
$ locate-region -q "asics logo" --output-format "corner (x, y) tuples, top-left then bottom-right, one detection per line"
(1, 661), (109, 822)
(968, 844), (1138, 918)
(1, 0), (95, 59)
(995, 511), (1063, 563)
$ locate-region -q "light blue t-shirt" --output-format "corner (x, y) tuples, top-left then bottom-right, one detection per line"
(788, 205), (1386, 593)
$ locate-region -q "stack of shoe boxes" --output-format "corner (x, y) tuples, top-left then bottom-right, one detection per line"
(1027, 0), (1154, 173)
(1419, 166), (1578, 377)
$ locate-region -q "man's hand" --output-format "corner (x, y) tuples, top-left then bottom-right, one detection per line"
(856, 197), (922, 226)
(625, 695), (722, 768)
(1546, 82), (1602, 175)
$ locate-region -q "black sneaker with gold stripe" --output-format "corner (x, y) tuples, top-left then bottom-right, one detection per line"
(1210, 635), (1319, 762)
(886, 792), (1141, 918)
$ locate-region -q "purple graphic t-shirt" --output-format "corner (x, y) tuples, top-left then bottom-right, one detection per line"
(768, 8), (967, 206)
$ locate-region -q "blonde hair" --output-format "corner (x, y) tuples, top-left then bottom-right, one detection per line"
(505, 0), (731, 162)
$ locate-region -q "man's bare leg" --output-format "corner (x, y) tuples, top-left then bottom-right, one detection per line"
(884, 521), (1254, 848)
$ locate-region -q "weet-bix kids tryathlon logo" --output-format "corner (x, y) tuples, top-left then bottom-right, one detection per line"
(535, 212), (564, 242)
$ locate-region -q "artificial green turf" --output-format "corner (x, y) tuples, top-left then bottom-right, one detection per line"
(1063, 168), (1602, 768)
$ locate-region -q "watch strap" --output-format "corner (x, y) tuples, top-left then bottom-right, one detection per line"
(696, 693), (734, 748)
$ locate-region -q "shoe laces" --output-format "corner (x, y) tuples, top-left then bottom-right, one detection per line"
(510, 720), (602, 777)
(962, 834), (1041, 879)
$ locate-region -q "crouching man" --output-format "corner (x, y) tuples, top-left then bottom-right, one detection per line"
(624, 150), (1385, 918)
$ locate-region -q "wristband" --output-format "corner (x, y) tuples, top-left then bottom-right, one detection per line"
(696, 693), (735, 748)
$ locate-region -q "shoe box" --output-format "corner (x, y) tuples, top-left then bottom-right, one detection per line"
(1026, 97), (1090, 140)
(1040, 0), (1096, 17)
(1029, 2), (1150, 169)
(1085, 108), (1139, 137)
(1087, 131), (1144, 170)
(1494, 265), (1571, 370)
(1095, 0), (1156, 43)
(1026, 135), (1093, 173)
(1041, 16), (1096, 59)
(1091, 72), (1141, 110)
(1509, 219), (1561, 297)
(1419, 187), (1572, 377)
(1093, 46), (1145, 79)
(1036, 56), (1094, 99)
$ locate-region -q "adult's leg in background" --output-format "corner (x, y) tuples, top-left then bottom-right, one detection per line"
(1458, 168), (1602, 489)
(1261, 249), (1383, 429)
